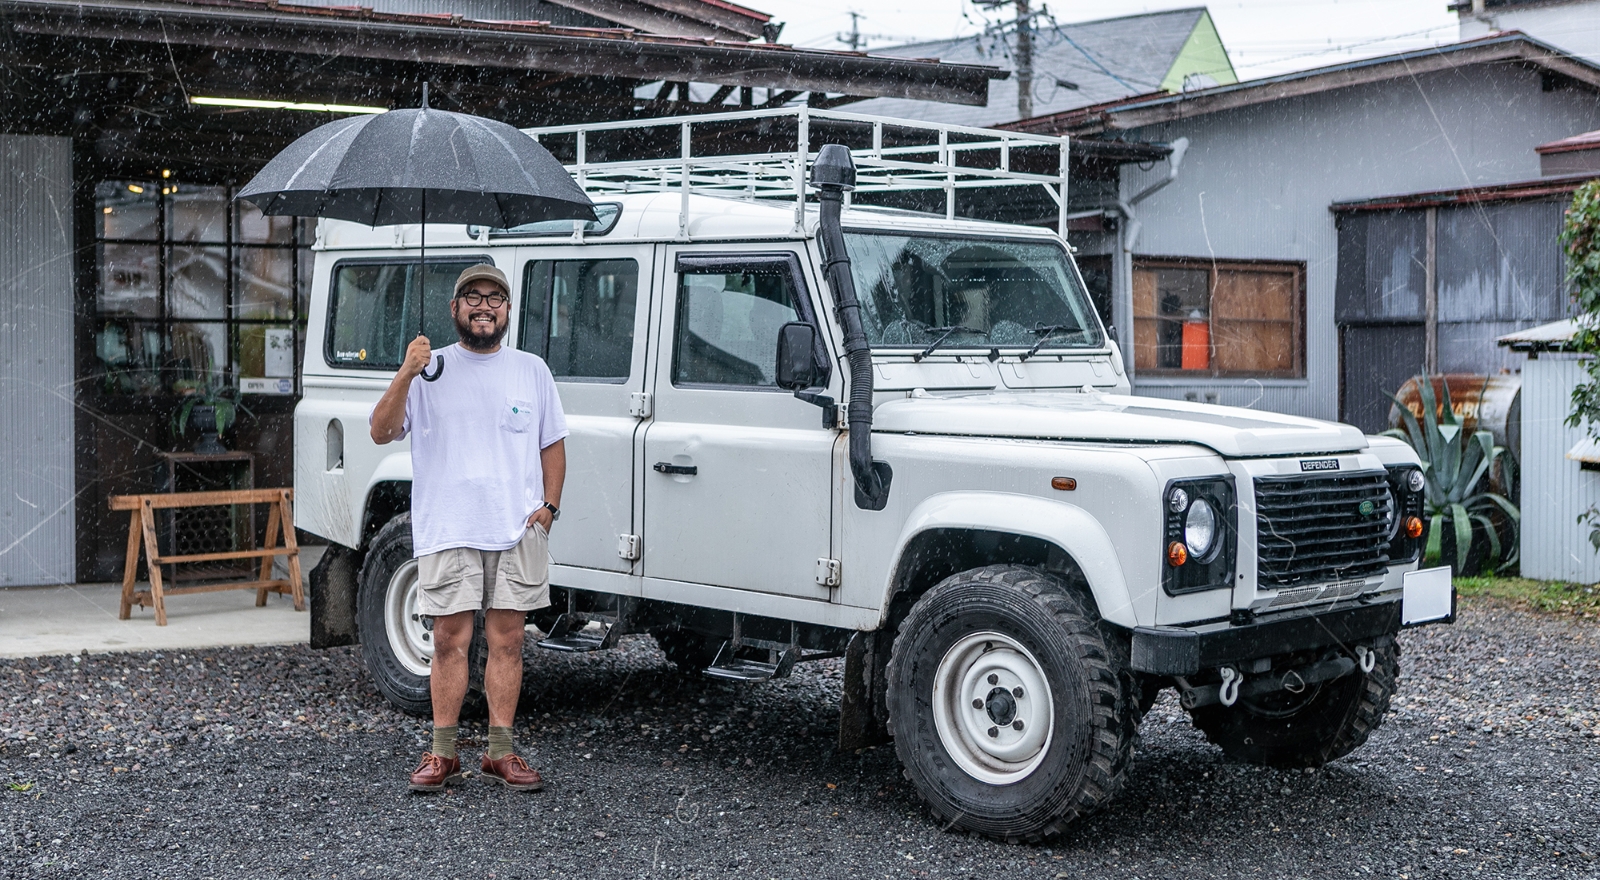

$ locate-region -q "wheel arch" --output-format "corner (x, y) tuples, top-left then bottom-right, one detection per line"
(877, 492), (1140, 630)
(361, 452), (414, 550)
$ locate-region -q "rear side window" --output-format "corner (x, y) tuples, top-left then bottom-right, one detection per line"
(326, 258), (485, 368)
(518, 259), (639, 381)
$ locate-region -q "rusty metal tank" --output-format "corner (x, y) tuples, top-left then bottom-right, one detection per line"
(1386, 374), (1521, 463)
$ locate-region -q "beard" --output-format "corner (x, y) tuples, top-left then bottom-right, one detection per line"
(455, 307), (508, 352)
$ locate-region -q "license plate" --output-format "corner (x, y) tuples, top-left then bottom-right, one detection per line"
(1402, 566), (1454, 625)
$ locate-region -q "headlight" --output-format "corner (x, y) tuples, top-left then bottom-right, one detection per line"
(1162, 478), (1236, 595)
(1184, 499), (1217, 558)
(1407, 469), (1426, 493)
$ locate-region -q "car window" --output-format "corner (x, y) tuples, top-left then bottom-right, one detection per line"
(843, 232), (1102, 350)
(518, 258), (639, 381)
(326, 258), (483, 369)
(672, 263), (803, 388)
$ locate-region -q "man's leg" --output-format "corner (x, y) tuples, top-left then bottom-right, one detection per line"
(409, 609), (473, 791)
(483, 608), (525, 727)
(479, 608), (542, 790)
(430, 610), (476, 727)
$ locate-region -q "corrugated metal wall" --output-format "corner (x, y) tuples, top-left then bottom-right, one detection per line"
(0, 135), (75, 586)
(1519, 354), (1600, 583)
(1437, 201), (1571, 374)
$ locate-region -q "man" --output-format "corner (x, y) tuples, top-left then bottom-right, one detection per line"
(369, 263), (566, 793)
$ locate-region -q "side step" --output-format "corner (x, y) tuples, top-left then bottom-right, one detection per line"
(703, 643), (799, 682)
(535, 613), (622, 653)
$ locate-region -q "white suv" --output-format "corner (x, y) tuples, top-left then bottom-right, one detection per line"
(295, 109), (1452, 840)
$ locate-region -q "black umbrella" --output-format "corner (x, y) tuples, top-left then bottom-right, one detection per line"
(237, 85), (595, 380)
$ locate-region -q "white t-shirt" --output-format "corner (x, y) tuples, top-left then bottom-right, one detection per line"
(375, 344), (568, 556)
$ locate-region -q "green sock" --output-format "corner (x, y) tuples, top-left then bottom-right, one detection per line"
(431, 725), (458, 760)
(487, 725), (514, 761)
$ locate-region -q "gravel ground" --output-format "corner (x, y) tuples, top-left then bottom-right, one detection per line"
(3, 597), (1597, 880)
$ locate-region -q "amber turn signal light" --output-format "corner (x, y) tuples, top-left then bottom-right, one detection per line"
(1166, 541), (1188, 567)
(1051, 476), (1076, 491)
(1404, 515), (1424, 539)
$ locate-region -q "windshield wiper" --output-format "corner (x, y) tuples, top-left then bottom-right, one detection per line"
(913, 325), (967, 362)
(1019, 324), (1077, 361)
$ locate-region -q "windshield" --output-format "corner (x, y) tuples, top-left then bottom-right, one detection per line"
(843, 231), (1103, 351)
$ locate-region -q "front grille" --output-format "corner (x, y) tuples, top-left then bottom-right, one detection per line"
(1254, 470), (1393, 588)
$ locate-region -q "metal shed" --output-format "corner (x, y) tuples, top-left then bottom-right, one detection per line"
(1499, 319), (1600, 583)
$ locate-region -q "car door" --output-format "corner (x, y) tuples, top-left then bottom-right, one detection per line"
(513, 245), (650, 574)
(641, 247), (839, 601)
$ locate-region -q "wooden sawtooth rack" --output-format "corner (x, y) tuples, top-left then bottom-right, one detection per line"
(111, 488), (305, 626)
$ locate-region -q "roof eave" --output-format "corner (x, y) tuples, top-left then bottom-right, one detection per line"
(1005, 32), (1600, 136)
(1, 0), (1003, 105)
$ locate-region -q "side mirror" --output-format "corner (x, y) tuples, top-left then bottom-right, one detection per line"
(776, 322), (822, 390)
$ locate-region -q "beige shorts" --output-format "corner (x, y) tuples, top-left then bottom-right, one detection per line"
(414, 524), (552, 617)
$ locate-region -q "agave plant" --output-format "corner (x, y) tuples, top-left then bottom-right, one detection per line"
(1385, 377), (1519, 574)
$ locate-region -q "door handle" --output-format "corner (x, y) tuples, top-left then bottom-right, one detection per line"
(653, 462), (698, 476)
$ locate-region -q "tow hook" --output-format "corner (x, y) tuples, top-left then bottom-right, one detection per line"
(1218, 667), (1242, 707)
(1177, 655), (1358, 710)
(1355, 645), (1376, 674)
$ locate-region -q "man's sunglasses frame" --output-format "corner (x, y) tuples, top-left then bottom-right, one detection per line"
(456, 290), (509, 308)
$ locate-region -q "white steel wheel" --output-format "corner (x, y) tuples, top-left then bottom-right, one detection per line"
(885, 564), (1135, 841)
(931, 631), (1054, 785)
(384, 559), (433, 678)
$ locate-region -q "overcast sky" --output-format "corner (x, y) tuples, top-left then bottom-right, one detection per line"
(760, 0), (1462, 79)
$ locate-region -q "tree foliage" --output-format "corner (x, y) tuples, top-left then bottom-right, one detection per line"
(1563, 179), (1600, 432)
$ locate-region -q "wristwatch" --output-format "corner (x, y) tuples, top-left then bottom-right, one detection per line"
(541, 501), (560, 522)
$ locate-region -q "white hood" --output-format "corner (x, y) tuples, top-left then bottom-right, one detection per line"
(872, 392), (1367, 458)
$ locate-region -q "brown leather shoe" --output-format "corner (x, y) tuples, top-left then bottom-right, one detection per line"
(408, 753), (462, 792)
(480, 753), (544, 791)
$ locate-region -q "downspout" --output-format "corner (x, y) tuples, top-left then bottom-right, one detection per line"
(1116, 136), (1189, 254)
(812, 144), (893, 511)
(1111, 137), (1189, 375)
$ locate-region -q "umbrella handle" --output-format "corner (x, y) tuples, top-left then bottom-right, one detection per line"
(420, 354), (445, 382)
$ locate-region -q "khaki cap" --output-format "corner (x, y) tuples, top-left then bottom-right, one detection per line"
(454, 263), (509, 297)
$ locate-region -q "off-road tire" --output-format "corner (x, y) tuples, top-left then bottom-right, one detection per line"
(651, 627), (721, 674)
(1187, 643), (1400, 768)
(357, 513), (486, 717)
(885, 564), (1135, 841)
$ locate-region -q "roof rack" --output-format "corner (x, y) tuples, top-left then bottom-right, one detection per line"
(523, 107), (1071, 239)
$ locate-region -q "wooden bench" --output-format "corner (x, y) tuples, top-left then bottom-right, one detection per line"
(111, 488), (306, 626)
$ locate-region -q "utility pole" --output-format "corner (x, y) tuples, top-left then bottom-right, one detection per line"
(840, 11), (862, 52)
(1015, 0), (1033, 119)
(976, 0), (1035, 119)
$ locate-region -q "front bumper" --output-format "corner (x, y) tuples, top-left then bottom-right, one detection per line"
(1129, 599), (1427, 676)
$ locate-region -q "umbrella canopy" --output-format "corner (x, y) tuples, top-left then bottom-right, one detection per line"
(237, 95), (596, 227)
(237, 89), (595, 381)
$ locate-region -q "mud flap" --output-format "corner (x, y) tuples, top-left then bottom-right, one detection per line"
(310, 543), (362, 649)
(839, 630), (893, 751)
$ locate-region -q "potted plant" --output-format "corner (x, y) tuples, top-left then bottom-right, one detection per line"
(1385, 376), (1519, 575)
(171, 381), (250, 455)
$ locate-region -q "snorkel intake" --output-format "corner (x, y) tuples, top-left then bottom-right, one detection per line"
(812, 144), (893, 511)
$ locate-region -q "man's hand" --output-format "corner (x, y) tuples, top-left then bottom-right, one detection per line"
(527, 506), (554, 532)
(401, 335), (433, 379)
(370, 335), (432, 444)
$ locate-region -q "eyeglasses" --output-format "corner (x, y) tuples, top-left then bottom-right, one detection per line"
(458, 291), (508, 308)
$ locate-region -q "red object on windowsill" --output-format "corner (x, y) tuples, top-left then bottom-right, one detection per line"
(1181, 311), (1210, 371)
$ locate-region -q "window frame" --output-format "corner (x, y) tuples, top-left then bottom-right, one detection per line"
(1132, 256), (1306, 379)
(321, 254), (491, 372)
(91, 179), (313, 397)
(517, 255), (643, 385)
(670, 251), (828, 392)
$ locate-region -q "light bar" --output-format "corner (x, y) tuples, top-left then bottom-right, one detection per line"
(190, 96), (386, 114)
